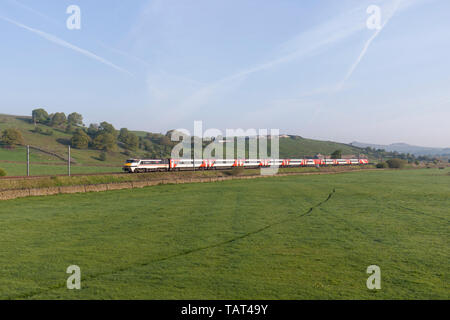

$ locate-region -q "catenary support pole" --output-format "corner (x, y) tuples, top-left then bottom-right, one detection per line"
(27, 145), (30, 176)
(68, 145), (71, 176)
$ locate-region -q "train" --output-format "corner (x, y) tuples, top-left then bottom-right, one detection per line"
(123, 158), (370, 173)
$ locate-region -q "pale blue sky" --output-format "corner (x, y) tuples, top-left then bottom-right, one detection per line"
(0, 0), (449, 147)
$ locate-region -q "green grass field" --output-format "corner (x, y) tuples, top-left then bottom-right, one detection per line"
(0, 169), (448, 299)
(0, 162), (122, 176)
(0, 146), (61, 163)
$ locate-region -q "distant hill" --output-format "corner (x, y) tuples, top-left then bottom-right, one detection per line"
(279, 135), (363, 158)
(0, 113), (370, 166)
(351, 141), (450, 156)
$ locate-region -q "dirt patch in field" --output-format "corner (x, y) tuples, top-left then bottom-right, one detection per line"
(85, 184), (108, 193)
(106, 182), (133, 190)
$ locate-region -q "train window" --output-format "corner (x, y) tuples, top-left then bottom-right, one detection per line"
(142, 160), (162, 165)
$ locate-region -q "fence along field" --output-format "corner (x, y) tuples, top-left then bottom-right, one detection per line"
(0, 145), (122, 176)
(0, 168), (448, 299)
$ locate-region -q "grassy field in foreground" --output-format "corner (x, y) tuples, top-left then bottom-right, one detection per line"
(0, 168), (448, 299)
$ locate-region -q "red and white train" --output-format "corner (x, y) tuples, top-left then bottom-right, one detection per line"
(123, 158), (370, 173)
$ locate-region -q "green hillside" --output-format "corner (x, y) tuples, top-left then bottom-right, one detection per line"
(0, 112), (369, 176)
(0, 114), (143, 167)
(278, 135), (362, 158)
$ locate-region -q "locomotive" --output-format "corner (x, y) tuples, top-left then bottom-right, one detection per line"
(123, 158), (369, 173)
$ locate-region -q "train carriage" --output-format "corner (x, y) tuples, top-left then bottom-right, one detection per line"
(123, 159), (169, 173)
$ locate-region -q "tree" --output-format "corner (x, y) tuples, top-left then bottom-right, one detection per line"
(158, 135), (172, 147)
(118, 128), (139, 150)
(67, 112), (83, 126)
(93, 133), (117, 151)
(32, 108), (49, 125)
(376, 162), (388, 168)
(0, 168), (6, 176)
(1, 128), (24, 147)
(125, 133), (139, 151)
(142, 139), (153, 152)
(331, 149), (342, 159)
(98, 122), (116, 136)
(87, 123), (99, 138)
(118, 128), (130, 143)
(50, 112), (67, 127)
(65, 123), (74, 133)
(386, 158), (406, 169)
(71, 129), (91, 149)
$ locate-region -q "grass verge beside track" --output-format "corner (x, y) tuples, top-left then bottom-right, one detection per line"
(0, 165), (375, 191)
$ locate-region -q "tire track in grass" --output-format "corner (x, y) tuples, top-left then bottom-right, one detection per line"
(6, 189), (336, 300)
(396, 205), (450, 223)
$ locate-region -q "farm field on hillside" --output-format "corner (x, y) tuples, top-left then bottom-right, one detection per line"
(0, 162), (122, 176)
(0, 146), (62, 163)
(0, 115), (132, 166)
(0, 169), (448, 299)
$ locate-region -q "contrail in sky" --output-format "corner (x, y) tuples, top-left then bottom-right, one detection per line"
(0, 15), (132, 75)
(338, 0), (403, 90)
(8, 0), (55, 23)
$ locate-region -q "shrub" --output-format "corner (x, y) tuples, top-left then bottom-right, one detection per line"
(33, 126), (43, 134)
(331, 150), (342, 159)
(99, 152), (107, 161)
(1, 128), (24, 146)
(376, 162), (388, 168)
(386, 158), (406, 169)
(71, 129), (90, 149)
(93, 133), (117, 151)
(228, 167), (245, 176)
(0, 168), (6, 177)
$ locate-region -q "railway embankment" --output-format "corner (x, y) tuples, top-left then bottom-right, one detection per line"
(0, 166), (381, 201)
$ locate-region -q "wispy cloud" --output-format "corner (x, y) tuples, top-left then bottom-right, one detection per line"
(0, 15), (132, 75)
(7, 0), (56, 24)
(135, 0), (433, 128)
(337, 0), (403, 90)
(99, 42), (152, 69)
(168, 4), (370, 121)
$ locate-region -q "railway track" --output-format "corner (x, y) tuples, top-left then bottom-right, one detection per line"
(0, 165), (374, 181)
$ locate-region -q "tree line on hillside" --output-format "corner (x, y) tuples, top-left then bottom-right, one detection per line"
(32, 108), (83, 130)
(30, 108), (177, 158)
(360, 146), (442, 164)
